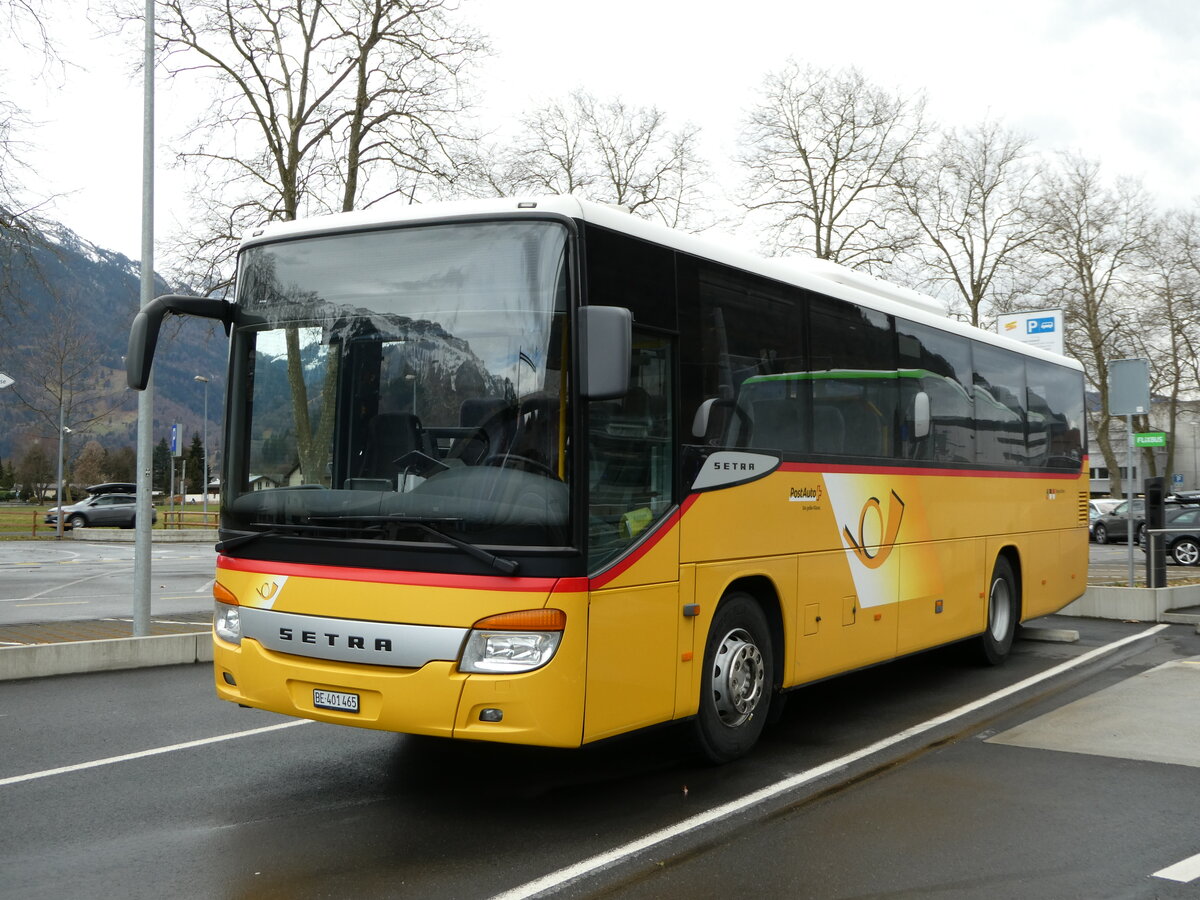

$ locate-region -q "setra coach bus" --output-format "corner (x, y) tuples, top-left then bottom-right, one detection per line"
(127, 196), (1088, 762)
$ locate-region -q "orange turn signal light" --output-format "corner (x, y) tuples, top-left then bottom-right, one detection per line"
(473, 609), (566, 631)
(213, 581), (239, 605)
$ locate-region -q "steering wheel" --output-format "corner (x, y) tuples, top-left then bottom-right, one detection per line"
(483, 454), (559, 479)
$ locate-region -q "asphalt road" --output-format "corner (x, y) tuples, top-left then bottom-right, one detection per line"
(0, 541), (217, 626)
(3, 616), (1198, 899)
(1089, 539), (1200, 587)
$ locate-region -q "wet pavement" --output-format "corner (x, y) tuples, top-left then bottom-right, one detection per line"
(0, 612), (211, 647)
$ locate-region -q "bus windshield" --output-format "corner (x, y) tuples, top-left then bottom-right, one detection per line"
(223, 219), (572, 553)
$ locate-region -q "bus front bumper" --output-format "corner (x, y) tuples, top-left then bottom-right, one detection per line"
(213, 637), (585, 748)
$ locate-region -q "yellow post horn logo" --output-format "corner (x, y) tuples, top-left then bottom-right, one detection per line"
(842, 490), (905, 569)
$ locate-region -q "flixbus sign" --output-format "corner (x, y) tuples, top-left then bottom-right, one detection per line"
(1134, 432), (1167, 447)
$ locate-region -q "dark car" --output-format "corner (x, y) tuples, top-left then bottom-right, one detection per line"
(1091, 494), (1200, 546)
(44, 493), (156, 529)
(1091, 498), (1147, 545)
(1140, 506), (1200, 566)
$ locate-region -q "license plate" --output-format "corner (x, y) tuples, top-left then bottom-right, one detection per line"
(313, 689), (360, 713)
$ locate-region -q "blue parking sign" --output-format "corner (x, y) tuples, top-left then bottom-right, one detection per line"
(1027, 316), (1057, 334)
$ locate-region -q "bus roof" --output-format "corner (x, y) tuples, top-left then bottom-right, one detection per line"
(238, 196), (1083, 372)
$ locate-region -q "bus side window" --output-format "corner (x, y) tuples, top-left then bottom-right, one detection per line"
(813, 404), (846, 455)
(587, 336), (674, 571)
(897, 319), (974, 464)
(750, 397), (806, 451)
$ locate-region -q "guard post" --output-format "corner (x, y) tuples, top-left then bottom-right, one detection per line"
(1144, 475), (1166, 588)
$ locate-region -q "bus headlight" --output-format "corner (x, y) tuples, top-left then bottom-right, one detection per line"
(459, 609), (565, 673)
(214, 601), (242, 645)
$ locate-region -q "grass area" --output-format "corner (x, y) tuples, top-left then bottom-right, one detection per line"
(0, 503), (219, 539)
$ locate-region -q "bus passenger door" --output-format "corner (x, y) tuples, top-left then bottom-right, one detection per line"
(583, 334), (682, 742)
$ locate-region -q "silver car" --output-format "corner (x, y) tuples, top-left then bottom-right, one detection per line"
(44, 493), (155, 529)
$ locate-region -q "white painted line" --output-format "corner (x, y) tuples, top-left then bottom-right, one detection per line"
(0, 720), (313, 787)
(491, 624), (1170, 900)
(151, 619), (210, 626)
(7, 566), (132, 603)
(15, 601), (90, 608)
(1154, 850), (1200, 883)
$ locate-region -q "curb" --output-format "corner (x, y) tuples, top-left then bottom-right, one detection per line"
(0, 632), (213, 682)
(70, 529), (219, 543)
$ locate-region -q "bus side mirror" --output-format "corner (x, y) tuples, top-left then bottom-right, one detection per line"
(692, 398), (718, 438)
(913, 390), (930, 439)
(127, 295), (233, 390)
(579, 305), (631, 399)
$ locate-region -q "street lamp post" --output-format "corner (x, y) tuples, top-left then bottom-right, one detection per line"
(54, 402), (73, 541)
(55, 396), (65, 540)
(194, 375), (209, 518)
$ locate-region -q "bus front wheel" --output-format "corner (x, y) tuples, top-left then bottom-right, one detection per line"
(976, 556), (1018, 666)
(693, 592), (773, 764)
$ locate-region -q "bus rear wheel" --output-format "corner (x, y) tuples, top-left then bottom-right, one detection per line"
(693, 592), (773, 764)
(975, 556), (1018, 666)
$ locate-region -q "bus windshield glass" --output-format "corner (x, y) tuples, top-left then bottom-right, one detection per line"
(224, 219), (572, 551)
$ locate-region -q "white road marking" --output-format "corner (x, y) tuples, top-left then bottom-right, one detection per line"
(2, 567), (132, 603)
(148, 619), (210, 626)
(15, 601), (90, 608)
(0, 720), (312, 787)
(1154, 850), (1200, 883)
(491, 624), (1170, 900)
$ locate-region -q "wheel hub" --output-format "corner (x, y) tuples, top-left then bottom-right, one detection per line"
(989, 578), (1012, 641)
(710, 628), (765, 727)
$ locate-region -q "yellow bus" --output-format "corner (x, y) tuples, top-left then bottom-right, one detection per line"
(127, 196), (1088, 762)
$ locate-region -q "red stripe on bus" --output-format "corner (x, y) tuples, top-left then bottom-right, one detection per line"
(589, 495), (698, 589)
(776, 461), (1086, 480)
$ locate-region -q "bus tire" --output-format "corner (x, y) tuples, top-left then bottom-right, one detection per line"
(693, 592), (773, 764)
(976, 556), (1018, 666)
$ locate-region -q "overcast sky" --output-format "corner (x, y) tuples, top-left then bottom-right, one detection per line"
(5, 0), (1199, 262)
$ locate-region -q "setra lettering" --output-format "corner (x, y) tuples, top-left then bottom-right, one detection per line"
(274, 627), (394, 655)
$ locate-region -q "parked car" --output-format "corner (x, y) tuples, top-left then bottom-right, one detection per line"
(1140, 506), (1200, 566)
(44, 493), (155, 529)
(1088, 499), (1123, 540)
(1092, 494), (1200, 545)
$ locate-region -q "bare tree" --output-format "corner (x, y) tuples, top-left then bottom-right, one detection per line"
(737, 62), (929, 268)
(14, 441), (52, 500)
(151, 0), (487, 290)
(475, 89), (713, 230)
(0, 0), (56, 320)
(1124, 210), (1200, 480)
(895, 121), (1044, 325)
(5, 295), (126, 500)
(146, 0), (485, 482)
(73, 439), (110, 488)
(1036, 154), (1156, 497)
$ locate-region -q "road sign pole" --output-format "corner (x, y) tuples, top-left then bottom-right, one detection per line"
(1128, 415), (1136, 586)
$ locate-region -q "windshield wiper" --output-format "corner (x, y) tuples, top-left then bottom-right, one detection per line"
(310, 515), (520, 576)
(215, 522), (375, 553)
